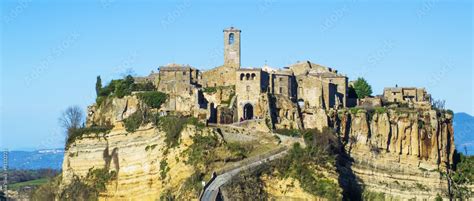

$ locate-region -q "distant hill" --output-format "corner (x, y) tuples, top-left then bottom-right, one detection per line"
(454, 112), (474, 155)
(0, 149), (64, 170)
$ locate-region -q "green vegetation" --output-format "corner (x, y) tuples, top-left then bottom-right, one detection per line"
(30, 175), (62, 201)
(86, 168), (117, 192)
(160, 116), (190, 148)
(435, 194), (443, 201)
(186, 134), (220, 168)
(274, 129), (301, 137)
(145, 144), (157, 151)
(59, 175), (98, 201)
(181, 171), (205, 197)
(353, 77), (373, 99)
(202, 87), (217, 94)
(95, 75), (157, 106)
(66, 125), (113, 149)
(450, 153), (474, 198)
(136, 91), (168, 109)
(0, 169), (60, 186)
(226, 142), (250, 159)
(32, 167), (116, 201)
(269, 128), (341, 199)
(366, 106), (387, 120)
(222, 168), (268, 200)
(159, 116), (205, 148)
(160, 159), (170, 180)
(123, 111), (143, 132)
(202, 85), (235, 94)
(159, 190), (175, 201)
(95, 76), (102, 96)
(414, 183), (429, 191)
(362, 190), (386, 201)
(9, 178), (49, 191)
(349, 107), (365, 114)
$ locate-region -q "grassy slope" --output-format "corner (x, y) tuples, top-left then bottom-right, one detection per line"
(9, 178), (49, 190)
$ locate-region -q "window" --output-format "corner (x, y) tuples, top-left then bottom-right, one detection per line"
(246, 85), (250, 92)
(279, 77), (283, 82)
(240, 73), (245, 80)
(279, 87), (283, 94)
(246, 73), (250, 80)
(229, 33), (234, 45)
(251, 73), (256, 80)
(183, 71), (186, 75)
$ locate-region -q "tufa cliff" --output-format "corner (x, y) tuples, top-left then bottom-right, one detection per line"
(56, 94), (456, 200)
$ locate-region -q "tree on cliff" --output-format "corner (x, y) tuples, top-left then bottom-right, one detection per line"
(353, 77), (373, 99)
(59, 106), (84, 138)
(95, 76), (102, 96)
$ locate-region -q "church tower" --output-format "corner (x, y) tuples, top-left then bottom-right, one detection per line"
(223, 27), (241, 68)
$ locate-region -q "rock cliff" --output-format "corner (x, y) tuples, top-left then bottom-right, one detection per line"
(60, 95), (455, 200)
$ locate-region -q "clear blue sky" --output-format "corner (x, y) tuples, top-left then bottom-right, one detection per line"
(1, 0), (472, 150)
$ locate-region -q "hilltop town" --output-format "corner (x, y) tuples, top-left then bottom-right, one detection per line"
(108, 27), (433, 130)
(32, 27), (464, 201)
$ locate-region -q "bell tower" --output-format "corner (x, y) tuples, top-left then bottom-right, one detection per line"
(223, 27), (241, 68)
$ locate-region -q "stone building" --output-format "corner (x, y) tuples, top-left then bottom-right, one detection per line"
(134, 27), (362, 129)
(383, 87), (430, 104)
(201, 27), (241, 87)
(269, 69), (296, 100)
(157, 63), (199, 94)
(235, 68), (267, 120)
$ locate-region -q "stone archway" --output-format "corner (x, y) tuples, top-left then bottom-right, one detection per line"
(243, 103), (253, 120)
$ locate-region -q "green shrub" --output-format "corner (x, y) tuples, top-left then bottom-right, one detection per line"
(133, 81), (156, 91)
(349, 107), (364, 114)
(137, 91), (168, 109)
(275, 129), (301, 137)
(59, 176), (98, 201)
(123, 111), (143, 132)
(145, 144), (158, 151)
(66, 125), (113, 149)
(160, 159), (170, 180)
(269, 127), (342, 199)
(363, 190), (386, 201)
(186, 135), (220, 167)
(86, 168), (117, 192)
(159, 116), (189, 148)
(181, 171), (205, 197)
(186, 117), (206, 130)
(202, 87), (217, 94)
(226, 142), (250, 159)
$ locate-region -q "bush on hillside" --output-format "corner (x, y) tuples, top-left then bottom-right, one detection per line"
(137, 91), (168, 109)
(66, 125), (113, 149)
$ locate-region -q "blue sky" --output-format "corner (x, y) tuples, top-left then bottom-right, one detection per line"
(1, 0), (472, 150)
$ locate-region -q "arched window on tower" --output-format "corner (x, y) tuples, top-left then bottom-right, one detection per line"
(229, 33), (234, 45)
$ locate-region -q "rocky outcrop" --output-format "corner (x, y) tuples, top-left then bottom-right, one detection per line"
(69, 94), (456, 200)
(334, 108), (455, 199)
(61, 124), (214, 200)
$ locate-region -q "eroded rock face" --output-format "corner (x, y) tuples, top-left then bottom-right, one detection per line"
(86, 95), (142, 127)
(336, 109), (454, 166)
(335, 108), (455, 199)
(74, 95), (456, 200)
(62, 125), (220, 200)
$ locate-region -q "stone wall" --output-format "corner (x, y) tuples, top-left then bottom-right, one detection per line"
(200, 65), (237, 87)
